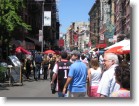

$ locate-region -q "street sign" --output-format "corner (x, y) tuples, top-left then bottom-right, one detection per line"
(39, 30), (43, 42)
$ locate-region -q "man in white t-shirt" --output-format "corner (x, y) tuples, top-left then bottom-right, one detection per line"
(97, 53), (120, 97)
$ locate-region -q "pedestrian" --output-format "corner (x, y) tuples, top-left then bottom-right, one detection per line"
(110, 65), (130, 97)
(63, 50), (88, 97)
(87, 58), (102, 97)
(42, 55), (49, 80)
(48, 56), (56, 81)
(51, 51), (72, 97)
(34, 52), (43, 81)
(25, 56), (32, 80)
(80, 54), (89, 68)
(97, 53), (120, 97)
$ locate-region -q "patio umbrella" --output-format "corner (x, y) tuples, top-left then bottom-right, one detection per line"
(104, 39), (130, 50)
(15, 47), (22, 53)
(15, 46), (31, 54)
(105, 45), (130, 54)
(105, 46), (123, 54)
(120, 44), (130, 54)
(43, 50), (55, 54)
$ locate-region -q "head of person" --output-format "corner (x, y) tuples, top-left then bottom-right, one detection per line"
(81, 54), (86, 60)
(90, 58), (99, 70)
(49, 54), (53, 58)
(61, 51), (68, 59)
(103, 53), (119, 70)
(56, 55), (61, 62)
(115, 65), (130, 90)
(71, 50), (81, 61)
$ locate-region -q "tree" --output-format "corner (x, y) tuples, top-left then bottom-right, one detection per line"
(0, 0), (31, 60)
(0, 0), (31, 32)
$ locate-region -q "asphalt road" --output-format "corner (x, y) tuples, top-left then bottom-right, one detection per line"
(0, 78), (57, 98)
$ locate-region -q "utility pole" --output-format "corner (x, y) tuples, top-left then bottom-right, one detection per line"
(41, 1), (44, 52)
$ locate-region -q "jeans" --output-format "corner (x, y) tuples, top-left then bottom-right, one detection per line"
(58, 92), (69, 97)
(35, 64), (41, 79)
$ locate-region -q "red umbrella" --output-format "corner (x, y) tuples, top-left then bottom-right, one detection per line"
(120, 45), (130, 54)
(105, 45), (130, 55)
(105, 46), (123, 54)
(15, 46), (31, 54)
(15, 47), (22, 53)
(43, 50), (55, 54)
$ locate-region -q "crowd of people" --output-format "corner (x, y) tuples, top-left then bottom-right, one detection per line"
(16, 49), (130, 98)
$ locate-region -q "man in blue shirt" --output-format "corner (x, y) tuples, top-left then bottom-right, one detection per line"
(63, 50), (88, 97)
(35, 52), (43, 80)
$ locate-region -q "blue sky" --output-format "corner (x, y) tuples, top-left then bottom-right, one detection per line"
(58, 0), (95, 34)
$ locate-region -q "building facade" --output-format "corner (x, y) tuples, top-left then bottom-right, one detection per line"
(13, 0), (60, 51)
(88, 0), (130, 48)
(89, 0), (101, 48)
(65, 22), (90, 51)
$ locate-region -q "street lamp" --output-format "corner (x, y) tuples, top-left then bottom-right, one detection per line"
(35, 0), (45, 52)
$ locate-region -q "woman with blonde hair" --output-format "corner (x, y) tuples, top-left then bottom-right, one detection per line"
(42, 55), (50, 80)
(87, 58), (102, 97)
(48, 56), (56, 81)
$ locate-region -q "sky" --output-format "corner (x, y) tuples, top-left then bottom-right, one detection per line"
(57, 0), (96, 34)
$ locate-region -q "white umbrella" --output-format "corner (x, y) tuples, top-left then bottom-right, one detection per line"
(104, 39), (130, 50)
(122, 44), (130, 51)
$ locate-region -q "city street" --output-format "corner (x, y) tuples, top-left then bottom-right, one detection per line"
(0, 78), (57, 97)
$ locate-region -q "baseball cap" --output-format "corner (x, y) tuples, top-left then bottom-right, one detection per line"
(71, 50), (81, 57)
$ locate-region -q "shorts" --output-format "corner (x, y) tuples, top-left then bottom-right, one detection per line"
(89, 86), (100, 97)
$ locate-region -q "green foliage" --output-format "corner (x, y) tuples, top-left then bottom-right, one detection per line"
(0, 66), (7, 82)
(0, 66), (7, 73)
(0, 0), (31, 32)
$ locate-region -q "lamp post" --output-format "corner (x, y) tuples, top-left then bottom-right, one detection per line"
(35, 0), (45, 52)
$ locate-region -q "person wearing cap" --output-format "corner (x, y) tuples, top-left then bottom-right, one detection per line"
(63, 50), (88, 97)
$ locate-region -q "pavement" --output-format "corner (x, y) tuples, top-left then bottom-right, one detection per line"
(0, 74), (88, 98)
(0, 75), (57, 97)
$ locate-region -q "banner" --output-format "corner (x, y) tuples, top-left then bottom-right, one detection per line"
(104, 21), (115, 38)
(44, 11), (51, 26)
(73, 34), (78, 42)
(58, 39), (64, 47)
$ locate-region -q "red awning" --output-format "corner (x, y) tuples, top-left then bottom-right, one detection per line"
(96, 43), (107, 48)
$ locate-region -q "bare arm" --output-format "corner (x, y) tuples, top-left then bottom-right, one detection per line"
(51, 73), (57, 84)
(50, 64), (58, 84)
(62, 77), (72, 94)
(87, 68), (91, 96)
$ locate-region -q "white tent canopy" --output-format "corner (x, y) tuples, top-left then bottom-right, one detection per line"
(104, 39), (130, 50)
